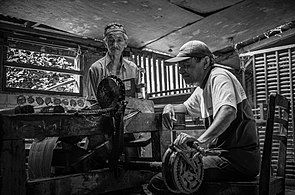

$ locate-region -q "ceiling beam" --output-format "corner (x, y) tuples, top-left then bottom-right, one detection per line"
(0, 21), (104, 49)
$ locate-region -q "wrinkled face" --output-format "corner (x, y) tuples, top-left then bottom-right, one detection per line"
(105, 32), (127, 56)
(178, 57), (204, 85)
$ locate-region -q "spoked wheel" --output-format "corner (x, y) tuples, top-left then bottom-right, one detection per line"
(162, 145), (204, 194)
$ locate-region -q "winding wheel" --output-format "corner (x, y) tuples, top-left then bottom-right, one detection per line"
(162, 144), (204, 194)
(28, 76), (126, 179)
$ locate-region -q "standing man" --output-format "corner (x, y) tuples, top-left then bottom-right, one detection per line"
(87, 22), (139, 101)
(86, 23), (151, 158)
(148, 40), (261, 194)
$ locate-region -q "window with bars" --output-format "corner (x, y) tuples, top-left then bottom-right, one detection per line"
(2, 37), (83, 96)
(131, 52), (193, 99)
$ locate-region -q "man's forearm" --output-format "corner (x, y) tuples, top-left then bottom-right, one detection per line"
(172, 104), (188, 113)
(197, 105), (236, 145)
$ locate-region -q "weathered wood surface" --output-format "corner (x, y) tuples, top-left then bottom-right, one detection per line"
(124, 96), (159, 133)
(1, 113), (113, 139)
(170, 0), (243, 14)
(150, 93), (192, 105)
(0, 100), (162, 194)
(125, 97), (154, 113)
(147, 0), (295, 57)
(125, 113), (159, 133)
(27, 168), (155, 195)
(0, 139), (26, 195)
(0, 0), (199, 53)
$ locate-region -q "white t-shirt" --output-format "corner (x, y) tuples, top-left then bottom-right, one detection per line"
(184, 66), (247, 119)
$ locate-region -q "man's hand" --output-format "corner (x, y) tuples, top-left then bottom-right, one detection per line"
(174, 132), (198, 150)
(162, 104), (177, 130)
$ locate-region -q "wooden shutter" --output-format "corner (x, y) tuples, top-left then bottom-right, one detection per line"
(242, 44), (295, 183)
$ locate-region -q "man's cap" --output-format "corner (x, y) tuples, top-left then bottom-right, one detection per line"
(104, 22), (127, 38)
(165, 40), (213, 63)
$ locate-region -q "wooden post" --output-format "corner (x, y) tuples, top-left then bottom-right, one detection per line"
(1, 116), (26, 195)
(151, 114), (162, 161)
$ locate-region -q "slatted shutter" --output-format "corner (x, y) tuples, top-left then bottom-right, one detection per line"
(242, 44), (295, 183)
(131, 52), (192, 98)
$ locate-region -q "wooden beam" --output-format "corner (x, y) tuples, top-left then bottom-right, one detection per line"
(26, 168), (155, 195)
(4, 87), (82, 97)
(6, 38), (78, 57)
(240, 43), (295, 57)
(0, 34), (4, 91)
(149, 93), (192, 105)
(0, 22), (104, 49)
(1, 113), (115, 139)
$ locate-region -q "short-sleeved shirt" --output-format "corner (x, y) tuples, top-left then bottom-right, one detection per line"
(87, 53), (139, 100)
(184, 67), (246, 118)
(184, 66), (260, 177)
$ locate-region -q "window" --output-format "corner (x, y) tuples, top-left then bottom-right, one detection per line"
(3, 37), (83, 96)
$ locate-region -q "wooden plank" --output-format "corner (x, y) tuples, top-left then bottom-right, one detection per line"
(152, 57), (157, 96)
(264, 53), (268, 100)
(123, 161), (162, 172)
(125, 113), (158, 133)
(172, 63), (176, 95)
(125, 97), (154, 113)
(147, 0), (295, 57)
(142, 55), (148, 96)
(0, 139), (26, 195)
(0, 0), (200, 51)
(288, 48), (295, 164)
(276, 51), (280, 94)
(131, 49), (172, 61)
(0, 34), (5, 91)
(148, 87), (192, 95)
(167, 65), (172, 95)
(26, 168), (155, 195)
(149, 93), (191, 105)
(0, 22), (104, 49)
(151, 129), (162, 161)
(240, 44), (295, 57)
(158, 59), (163, 96)
(170, 0), (243, 14)
(1, 113), (113, 139)
(4, 87), (81, 97)
(7, 38), (77, 57)
(147, 57), (153, 96)
(28, 137), (59, 179)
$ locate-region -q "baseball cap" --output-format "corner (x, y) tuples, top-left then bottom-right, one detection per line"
(104, 23), (127, 37)
(165, 40), (213, 63)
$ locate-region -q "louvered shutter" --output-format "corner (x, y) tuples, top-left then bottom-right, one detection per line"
(243, 44), (295, 182)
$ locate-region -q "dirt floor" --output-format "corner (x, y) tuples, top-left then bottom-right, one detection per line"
(286, 185), (295, 195)
(103, 184), (295, 195)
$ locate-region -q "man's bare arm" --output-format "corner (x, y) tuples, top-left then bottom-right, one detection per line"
(162, 104), (187, 129)
(197, 105), (236, 146)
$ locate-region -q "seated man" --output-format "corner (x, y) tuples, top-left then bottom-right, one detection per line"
(148, 40), (261, 194)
